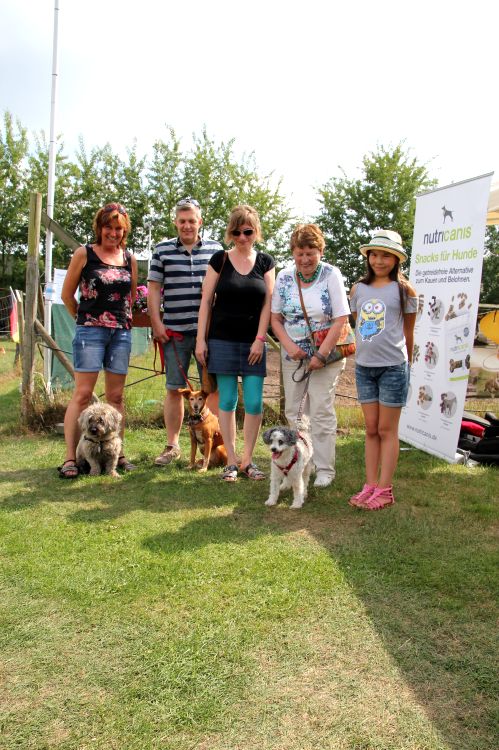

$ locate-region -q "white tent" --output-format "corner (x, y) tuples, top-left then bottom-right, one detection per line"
(487, 182), (499, 225)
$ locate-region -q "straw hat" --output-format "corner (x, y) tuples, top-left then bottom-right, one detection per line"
(360, 230), (408, 262)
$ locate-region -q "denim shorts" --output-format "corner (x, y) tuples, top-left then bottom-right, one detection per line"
(355, 362), (410, 407)
(73, 326), (132, 375)
(163, 333), (202, 390)
(207, 338), (267, 377)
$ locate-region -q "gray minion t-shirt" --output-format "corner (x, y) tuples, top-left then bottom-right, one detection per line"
(350, 282), (417, 366)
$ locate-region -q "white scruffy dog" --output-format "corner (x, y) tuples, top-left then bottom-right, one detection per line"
(262, 426), (314, 509)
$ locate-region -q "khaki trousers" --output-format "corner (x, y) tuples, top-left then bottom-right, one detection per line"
(281, 354), (345, 480)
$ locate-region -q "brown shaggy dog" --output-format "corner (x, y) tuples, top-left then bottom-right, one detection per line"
(76, 403), (122, 476)
(179, 388), (228, 471)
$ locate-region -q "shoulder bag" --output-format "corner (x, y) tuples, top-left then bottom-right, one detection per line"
(296, 275), (356, 364)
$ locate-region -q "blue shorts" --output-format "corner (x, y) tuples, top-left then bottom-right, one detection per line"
(207, 338), (267, 377)
(163, 333), (202, 390)
(73, 326), (132, 375)
(355, 362), (410, 407)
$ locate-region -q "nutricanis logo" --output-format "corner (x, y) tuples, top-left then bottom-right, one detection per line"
(423, 226), (472, 244)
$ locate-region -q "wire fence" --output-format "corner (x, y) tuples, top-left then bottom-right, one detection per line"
(0, 292), (13, 337)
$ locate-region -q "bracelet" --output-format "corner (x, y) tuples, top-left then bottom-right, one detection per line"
(313, 351), (328, 365)
(255, 335), (266, 343)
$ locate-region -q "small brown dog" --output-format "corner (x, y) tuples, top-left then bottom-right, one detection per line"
(180, 388), (227, 472)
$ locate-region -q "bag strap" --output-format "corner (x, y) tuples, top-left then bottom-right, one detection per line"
(296, 274), (317, 354)
(205, 251), (228, 338)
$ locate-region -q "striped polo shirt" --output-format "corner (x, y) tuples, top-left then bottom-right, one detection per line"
(148, 236), (222, 333)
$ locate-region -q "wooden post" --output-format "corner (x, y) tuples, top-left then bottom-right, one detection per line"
(21, 192), (42, 422)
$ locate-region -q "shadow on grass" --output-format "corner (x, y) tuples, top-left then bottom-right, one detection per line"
(140, 443), (497, 750)
(1, 426), (497, 750)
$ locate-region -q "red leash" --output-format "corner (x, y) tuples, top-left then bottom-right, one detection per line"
(153, 329), (194, 390)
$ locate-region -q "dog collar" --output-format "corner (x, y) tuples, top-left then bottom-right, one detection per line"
(83, 436), (114, 444)
(187, 409), (210, 426)
(274, 447), (299, 476)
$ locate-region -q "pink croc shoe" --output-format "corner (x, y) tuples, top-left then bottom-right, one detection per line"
(349, 483), (377, 508)
(362, 485), (395, 511)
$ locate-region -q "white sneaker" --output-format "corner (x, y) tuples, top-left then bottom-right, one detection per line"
(314, 473), (333, 488)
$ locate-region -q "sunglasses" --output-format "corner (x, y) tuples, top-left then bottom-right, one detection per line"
(231, 229), (254, 237)
(102, 203), (128, 216)
(176, 197), (200, 208)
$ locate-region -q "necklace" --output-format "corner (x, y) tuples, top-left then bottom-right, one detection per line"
(297, 263), (322, 284)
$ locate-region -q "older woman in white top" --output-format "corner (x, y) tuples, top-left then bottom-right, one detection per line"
(271, 224), (350, 488)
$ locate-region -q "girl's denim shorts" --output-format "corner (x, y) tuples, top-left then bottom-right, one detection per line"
(73, 326), (132, 374)
(207, 338), (267, 377)
(355, 362), (410, 407)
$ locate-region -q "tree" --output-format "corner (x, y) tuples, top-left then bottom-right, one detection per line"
(481, 226), (499, 304)
(26, 132), (79, 272)
(0, 112), (30, 286)
(1, 115), (292, 289)
(147, 127), (183, 242)
(148, 126), (292, 250)
(315, 144), (436, 288)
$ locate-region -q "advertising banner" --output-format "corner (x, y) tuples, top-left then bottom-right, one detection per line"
(399, 173), (493, 462)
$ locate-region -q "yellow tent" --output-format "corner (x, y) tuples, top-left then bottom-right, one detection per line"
(487, 182), (499, 225)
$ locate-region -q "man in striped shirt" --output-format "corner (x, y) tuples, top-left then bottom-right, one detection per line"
(148, 198), (222, 465)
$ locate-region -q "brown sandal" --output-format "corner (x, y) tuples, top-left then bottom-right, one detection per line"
(240, 463), (265, 480)
(57, 459), (79, 479)
(118, 456), (136, 472)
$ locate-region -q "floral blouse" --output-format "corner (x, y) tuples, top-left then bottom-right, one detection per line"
(76, 245), (132, 329)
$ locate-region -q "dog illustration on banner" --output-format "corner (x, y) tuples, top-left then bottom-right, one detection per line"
(442, 205), (454, 223)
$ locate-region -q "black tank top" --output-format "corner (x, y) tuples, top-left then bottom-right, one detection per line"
(76, 245), (132, 329)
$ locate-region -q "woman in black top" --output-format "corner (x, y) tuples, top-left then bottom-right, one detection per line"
(196, 205), (275, 482)
(59, 203), (138, 478)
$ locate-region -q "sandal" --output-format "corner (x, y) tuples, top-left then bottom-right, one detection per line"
(57, 459), (79, 479)
(118, 456), (136, 472)
(221, 464), (238, 482)
(240, 463), (265, 481)
(349, 483), (377, 508)
(362, 485), (395, 511)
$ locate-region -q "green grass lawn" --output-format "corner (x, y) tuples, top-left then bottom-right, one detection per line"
(0, 341), (497, 749)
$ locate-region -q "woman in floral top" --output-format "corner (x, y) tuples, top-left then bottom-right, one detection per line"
(59, 203), (138, 478)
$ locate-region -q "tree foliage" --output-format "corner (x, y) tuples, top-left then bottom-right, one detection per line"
(0, 114), (291, 289)
(315, 144), (436, 288)
(481, 227), (499, 304)
(0, 112), (30, 286)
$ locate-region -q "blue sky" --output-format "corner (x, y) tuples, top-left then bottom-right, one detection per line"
(1, 0), (497, 218)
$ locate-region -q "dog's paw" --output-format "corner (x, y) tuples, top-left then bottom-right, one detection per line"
(265, 497), (278, 506)
(187, 463), (196, 470)
(89, 468), (101, 476)
(197, 466), (208, 473)
(290, 500), (304, 509)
